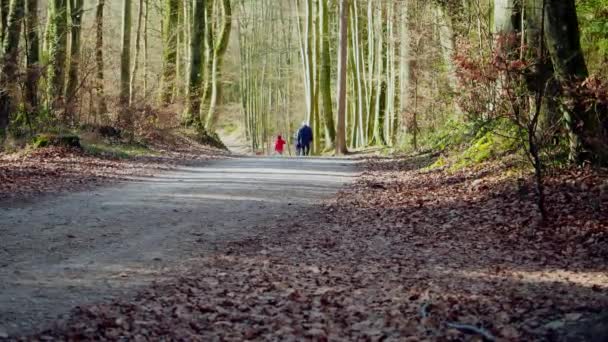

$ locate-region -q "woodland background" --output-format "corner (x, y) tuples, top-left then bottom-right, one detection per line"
(0, 0), (606, 209)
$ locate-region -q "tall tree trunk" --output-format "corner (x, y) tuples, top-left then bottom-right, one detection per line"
(335, 0), (348, 154)
(524, 0), (558, 140)
(348, 19), (359, 148)
(182, 0), (191, 99)
(303, 0), (314, 125)
(544, 0), (606, 163)
(186, 0), (206, 123)
(24, 0), (40, 117)
(312, 0), (320, 154)
(494, 0), (520, 34)
(351, 0), (366, 146)
(0, 0), (8, 43)
(319, 0), (335, 148)
(94, 0), (107, 117)
(372, 3), (387, 145)
(119, 0), (132, 113)
(387, 1), (398, 145)
(0, 0), (25, 137)
(160, 0), (179, 105)
(46, 0), (68, 112)
(65, 0), (83, 124)
(435, 4), (460, 114)
(200, 0), (214, 112)
(129, 0), (144, 104)
(143, 0), (148, 96)
(174, 0), (184, 101)
(204, 0), (231, 131)
(398, 1), (409, 147)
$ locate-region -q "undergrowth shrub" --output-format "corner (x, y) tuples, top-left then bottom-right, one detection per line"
(32, 133), (81, 149)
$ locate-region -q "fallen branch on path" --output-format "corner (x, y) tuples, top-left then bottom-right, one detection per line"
(445, 322), (496, 342)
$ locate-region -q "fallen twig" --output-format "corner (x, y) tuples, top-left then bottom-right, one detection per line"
(446, 322), (496, 342)
(420, 302), (430, 318)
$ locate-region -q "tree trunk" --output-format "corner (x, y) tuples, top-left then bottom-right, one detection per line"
(160, 0), (179, 105)
(46, 0), (68, 112)
(129, 0), (145, 105)
(373, 3), (387, 145)
(398, 1), (409, 147)
(0, 0), (25, 137)
(544, 0), (606, 163)
(24, 0), (40, 117)
(319, 0), (335, 148)
(174, 0), (184, 101)
(524, 0), (559, 140)
(119, 0), (132, 110)
(303, 0), (314, 125)
(186, 0), (206, 123)
(143, 0), (148, 96)
(65, 0), (84, 124)
(204, 0), (231, 131)
(494, 0), (521, 34)
(312, 0), (320, 154)
(94, 0), (107, 117)
(435, 4), (460, 114)
(351, 0), (366, 147)
(200, 0), (214, 112)
(0, 0), (8, 43)
(335, 0), (348, 154)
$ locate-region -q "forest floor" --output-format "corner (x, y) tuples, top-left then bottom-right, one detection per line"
(0, 131), (229, 203)
(2, 152), (608, 341)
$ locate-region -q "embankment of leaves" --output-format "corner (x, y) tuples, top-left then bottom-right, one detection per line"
(0, 129), (228, 203)
(16, 155), (608, 341)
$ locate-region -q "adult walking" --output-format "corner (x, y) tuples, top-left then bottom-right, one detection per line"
(297, 121), (313, 156)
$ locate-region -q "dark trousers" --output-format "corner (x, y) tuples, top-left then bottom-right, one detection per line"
(302, 143), (311, 156)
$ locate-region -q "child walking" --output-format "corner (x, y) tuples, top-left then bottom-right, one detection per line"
(274, 135), (287, 155)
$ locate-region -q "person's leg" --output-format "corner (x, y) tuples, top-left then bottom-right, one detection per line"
(304, 144), (310, 156)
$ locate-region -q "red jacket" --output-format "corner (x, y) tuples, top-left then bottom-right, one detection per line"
(275, 137), (286, 153)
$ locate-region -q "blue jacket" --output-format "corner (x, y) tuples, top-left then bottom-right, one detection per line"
(297, 125), (313, 146)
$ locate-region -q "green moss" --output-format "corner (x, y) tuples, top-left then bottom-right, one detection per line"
(418, 118), (472, 152)
(428, 155), (448, 169)
(450, 129), (518, 170)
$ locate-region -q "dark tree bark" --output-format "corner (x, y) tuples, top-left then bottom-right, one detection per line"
(119, 0), (132, 108)
(46, 0), (68, 113)
(0, 0), (25, 138)
(94, 0), (107, 116)
(544, 0), (588, 79)
(185, 0), (206, 123)
(544, 0), (606, 163)
(0, 0), (9, 44)
(24, 0), (40, 116)
(65, 0), (84, 123)
(159, 0), (179, 105)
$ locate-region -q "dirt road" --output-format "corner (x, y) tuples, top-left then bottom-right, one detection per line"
(0, 157), (357, 336)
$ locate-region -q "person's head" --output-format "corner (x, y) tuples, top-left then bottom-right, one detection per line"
(277, 135), (282, 140)
(301, 120), (308, 127)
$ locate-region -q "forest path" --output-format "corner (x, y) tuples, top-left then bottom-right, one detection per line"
(0, 157), (357, 336)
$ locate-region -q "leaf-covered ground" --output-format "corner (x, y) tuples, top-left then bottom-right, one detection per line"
(0, 134), (227, 203)
(12, 155), (608, 341)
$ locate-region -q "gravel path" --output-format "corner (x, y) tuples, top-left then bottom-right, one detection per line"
(0, 157), (357, 336)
